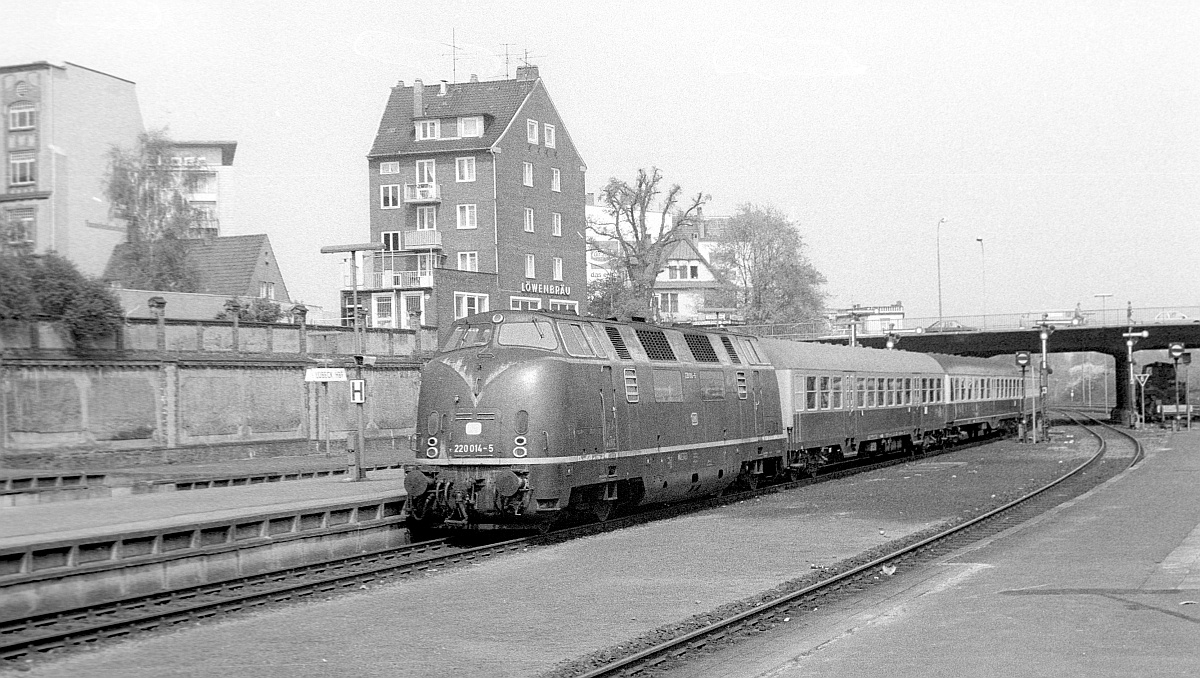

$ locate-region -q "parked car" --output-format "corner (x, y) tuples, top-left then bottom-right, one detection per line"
(925, 319), (977, 333)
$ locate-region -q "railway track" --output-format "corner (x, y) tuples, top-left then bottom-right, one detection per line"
(0, 430), (1004, 668)
(566, 412), (1141, 677)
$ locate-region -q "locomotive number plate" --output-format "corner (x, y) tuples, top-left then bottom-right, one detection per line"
(452, 443), (495, 455)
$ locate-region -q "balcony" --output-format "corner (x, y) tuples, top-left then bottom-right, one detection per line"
(404, 183), (441, 203)
(359, 253), (436, 290)
(403, 230), (442, 250)
(370, 270), (433, 289)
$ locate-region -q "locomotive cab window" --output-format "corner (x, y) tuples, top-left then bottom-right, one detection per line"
(444, 324), (493, 351)
(558, 321), (598, 357)
(700, 370), (726, 400)
(497, 319), (558, 350)
(653, 369), (684, 402)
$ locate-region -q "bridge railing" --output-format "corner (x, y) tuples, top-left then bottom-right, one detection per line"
(739, 306), (1200, 341)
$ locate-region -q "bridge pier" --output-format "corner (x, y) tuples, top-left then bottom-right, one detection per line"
(1112, 351), (1135, 426)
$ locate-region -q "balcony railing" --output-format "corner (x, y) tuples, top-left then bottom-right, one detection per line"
(404, 183), (441, 203)
(368, 270), (433, 289)
(403, 230), (442, 249)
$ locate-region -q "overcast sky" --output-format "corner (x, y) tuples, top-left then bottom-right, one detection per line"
(3, 0), (1197, 322)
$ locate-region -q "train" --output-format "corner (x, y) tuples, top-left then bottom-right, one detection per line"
(1140, 361), (1188, 422)
(403, 310), (1034, 530)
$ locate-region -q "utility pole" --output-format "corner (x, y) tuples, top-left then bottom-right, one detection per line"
(320, 242), (384, 480)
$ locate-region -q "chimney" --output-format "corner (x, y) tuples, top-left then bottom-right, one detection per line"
(515, 65), (540, 81)
(438, 80), (448, 96)
(396, 80), (404, 88)
(412, 79), (423, 117)
(469, 73), (478, 83)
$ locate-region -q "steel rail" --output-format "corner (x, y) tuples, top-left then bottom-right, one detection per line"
(573, 415), (1138, 677)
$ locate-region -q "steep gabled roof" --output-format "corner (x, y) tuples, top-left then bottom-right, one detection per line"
(368, 78), (538, 157)
(104, 234), (276, 297)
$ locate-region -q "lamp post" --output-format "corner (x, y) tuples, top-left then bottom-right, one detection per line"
(936, 217), (947, 322)
(1123, 329), (1148, 428)
(1094, 292), (1112, 326)
(976, 237), (986, 328)
(320, 242), (385, 480)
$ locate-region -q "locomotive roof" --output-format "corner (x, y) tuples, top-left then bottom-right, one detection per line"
(757, 338), (945, 374)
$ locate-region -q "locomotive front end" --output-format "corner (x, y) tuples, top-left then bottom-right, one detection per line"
(404, 312), (573, 529)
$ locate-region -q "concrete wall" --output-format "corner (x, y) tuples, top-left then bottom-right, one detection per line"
(0, 318), (434, 469)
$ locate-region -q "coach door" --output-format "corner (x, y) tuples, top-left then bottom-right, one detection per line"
(601, 365), (619, 451)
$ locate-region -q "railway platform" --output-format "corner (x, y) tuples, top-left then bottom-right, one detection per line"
(678, 429), (1200, 677)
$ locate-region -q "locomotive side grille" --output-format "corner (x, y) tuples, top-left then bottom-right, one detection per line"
(605, 325), (632, 360)
(684, 333), (720, 363)
(454, 412), (497, 420)
(720, 336), (742, 364)
(635, 328), (676, 361)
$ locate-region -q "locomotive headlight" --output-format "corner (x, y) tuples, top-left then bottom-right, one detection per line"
(514, 435), (527, 446)
(427, 436), (438, 447)
(512, 446), (528, 458)
(426, 447), (440, 458)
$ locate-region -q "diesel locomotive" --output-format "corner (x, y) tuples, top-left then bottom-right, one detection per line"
(403, 310), (1031, 530)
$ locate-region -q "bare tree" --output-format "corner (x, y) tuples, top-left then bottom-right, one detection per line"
(104, 129), (204, 291)
(710, 204), (827, 323)
(585, 168), (708, 319)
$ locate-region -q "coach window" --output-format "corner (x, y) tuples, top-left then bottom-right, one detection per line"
(805, 376), (818, 410)
(831, 376), (843, 409)
(855, 378), (865, 408)
(817, 377), (830, 409)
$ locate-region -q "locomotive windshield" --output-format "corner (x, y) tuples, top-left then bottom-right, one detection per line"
(442, 324), (493, 351)
(497, 318), (558, 350)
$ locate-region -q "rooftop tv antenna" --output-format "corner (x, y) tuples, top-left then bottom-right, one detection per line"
(440, 28), (463, 82)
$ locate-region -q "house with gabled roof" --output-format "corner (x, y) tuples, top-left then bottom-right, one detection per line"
(104, 234), (293, 319)
(357, 65), (587, 338)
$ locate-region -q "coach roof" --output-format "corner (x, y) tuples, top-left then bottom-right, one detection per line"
(757, 339), (944, 374)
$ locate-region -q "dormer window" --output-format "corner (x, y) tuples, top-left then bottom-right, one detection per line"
(458, 116), (483, 138)
(416, 119), (440, 140)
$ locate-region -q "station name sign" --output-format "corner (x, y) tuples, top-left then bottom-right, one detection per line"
(305, 368), (347, 382)
(520, 282), (571, 296)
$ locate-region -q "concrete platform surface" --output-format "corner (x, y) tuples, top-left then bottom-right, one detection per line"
(670, 430), (1200, 678)
(0, 469), (404, 548)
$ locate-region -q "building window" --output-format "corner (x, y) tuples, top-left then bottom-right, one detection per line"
(522, 207), (535, 233)
(379, 161), (400, 174)
(667, 261), (699, 279)
(456, 157), (476, 182)
(553, 257), (563, 281)
(416, 119), (439, 140)
(374, 295), (394, 328)
(9, 153), (35, 186)
(5, 208), (34, 244)
(415, 159), (435, 185)
(458, 251), (478, 272)
(526, 119), (538, 143)
(552, 212), (562, 237)
(549, 300), (578, 314)
(8, 103), (36, 131)
(455, 292), (489, 319)
(656, 292), (679, 314)
(522, 161), (533, 187)
(457, 204), (477, 229)
(416, 206), (436, 230)
(550, 168), (561, 192)
(260, 282), (276, 300)
(380, 184), (400, 208)
(510, 296), (542, 311)
(458, 116), (483, 137)
(543, 123), (556, 148)
(525, 254), (535, 278)
(382, 231), (402, 251)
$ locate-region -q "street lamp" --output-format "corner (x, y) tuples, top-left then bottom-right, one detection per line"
(936, 217), (947, 322)
(320, 242), (385, 480)
(976, 237), (986, 328)
(1094, 292), (1113, 326)
(1037, 323), (1054, 440)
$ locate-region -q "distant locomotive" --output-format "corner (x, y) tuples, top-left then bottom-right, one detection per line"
(1140, 361), (1188, 422)
(403, 311), (1033, 530)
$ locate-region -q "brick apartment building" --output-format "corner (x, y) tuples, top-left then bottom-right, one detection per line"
(1, 61), (144, 275)
(352, 65), (587, 338)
